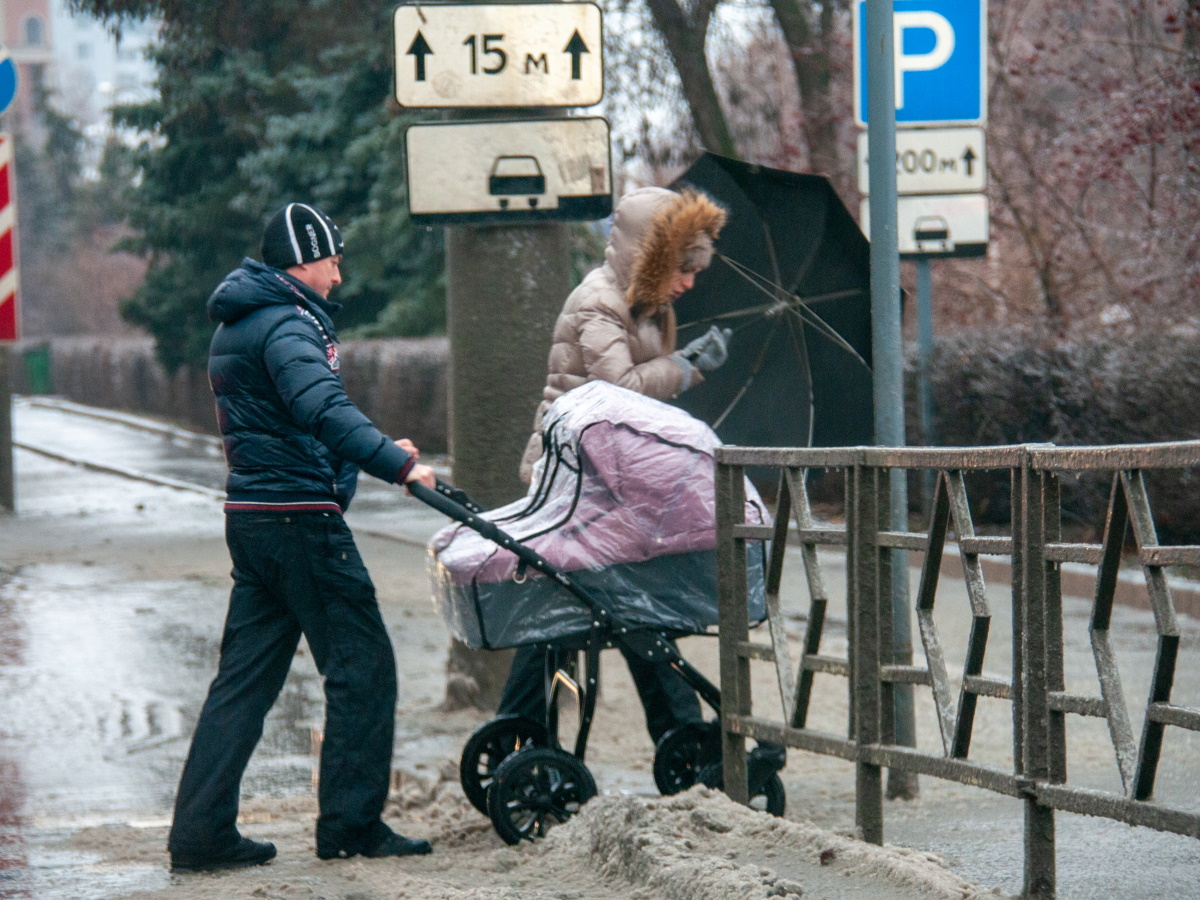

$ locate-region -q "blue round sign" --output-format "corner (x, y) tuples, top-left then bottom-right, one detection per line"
(0, 46), (18, 118)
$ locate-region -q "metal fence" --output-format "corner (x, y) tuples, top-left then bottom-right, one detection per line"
(714, 442), (1200, 900)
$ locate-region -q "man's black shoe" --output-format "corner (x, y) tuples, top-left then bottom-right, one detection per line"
(364, 831), (432, 858)
(317, 825), (431, 860)
(170, 837), (277, 873)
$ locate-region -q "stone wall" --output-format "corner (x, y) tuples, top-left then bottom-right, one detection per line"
(19, 336), (450, 450)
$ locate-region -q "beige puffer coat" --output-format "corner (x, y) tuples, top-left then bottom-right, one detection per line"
(519, 186), (726, 481)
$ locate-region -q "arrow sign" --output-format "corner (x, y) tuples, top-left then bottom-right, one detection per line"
(407, 31), (433, 82)
(394, 3), (603, 108)
(857, 126), (986, 195)
(962, 146), (976, 176)
(564, 30), (588, 80)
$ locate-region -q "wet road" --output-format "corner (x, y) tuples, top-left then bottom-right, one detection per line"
(0, 400), (459, 897)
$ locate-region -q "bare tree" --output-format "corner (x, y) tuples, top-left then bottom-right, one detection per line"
(924, 0), (1199, 336)
(642, 0), (737, 156)
(768, 0), (851, 186)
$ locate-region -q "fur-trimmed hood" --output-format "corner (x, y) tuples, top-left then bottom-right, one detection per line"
(604, 187), (727, 312)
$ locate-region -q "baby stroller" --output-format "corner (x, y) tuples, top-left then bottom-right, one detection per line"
(415, 382), (786, 843)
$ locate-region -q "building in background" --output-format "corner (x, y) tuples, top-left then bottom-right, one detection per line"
(49, 0), (157, 172)
(2, 0), (54, 127)
(0, 1), (157, 151)
(49, 0), (156, 124)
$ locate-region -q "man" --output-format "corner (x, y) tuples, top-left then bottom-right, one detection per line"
(167, 203), (436, 873)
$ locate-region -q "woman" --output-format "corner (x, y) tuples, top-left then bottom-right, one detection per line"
(503, 185), (732, 748)
(519, 185), (732, 483)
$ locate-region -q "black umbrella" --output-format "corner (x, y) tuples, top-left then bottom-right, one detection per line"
(670, 153), (874, 449)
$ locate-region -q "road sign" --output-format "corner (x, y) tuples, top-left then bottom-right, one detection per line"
(860, 193), (988, 258)
(853, 0), (986, 126)
(393, 3), (603, 108)
(857, 126), (985, 195)
(406, 117), (611, 225)
(0, 47), (16, 117)
(0, 135), (18, 341)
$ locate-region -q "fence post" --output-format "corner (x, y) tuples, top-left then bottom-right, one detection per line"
(1020, 461), (1056, 899)
(1010, 465), (1026, 813)
(716, 457), (750, 805)
(852, 462), (884, 844)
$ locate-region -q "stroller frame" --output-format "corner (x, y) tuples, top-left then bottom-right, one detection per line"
(415, 480), (785, 844)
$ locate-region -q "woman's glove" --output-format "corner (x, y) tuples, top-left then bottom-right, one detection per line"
(678, 325), (733, 371)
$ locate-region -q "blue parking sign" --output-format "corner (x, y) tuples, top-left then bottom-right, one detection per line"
(854, 0), (986, 126)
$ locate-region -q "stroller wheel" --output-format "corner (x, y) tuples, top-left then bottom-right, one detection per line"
(460, 715), (548, 815)
(748, 772), (787, 817)
(486, 747), (597, 845)
(653, 721), (720, 796)
(697, 752), (787, 818)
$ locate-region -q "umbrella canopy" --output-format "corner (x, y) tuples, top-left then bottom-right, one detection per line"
(670, 153), (874, 449)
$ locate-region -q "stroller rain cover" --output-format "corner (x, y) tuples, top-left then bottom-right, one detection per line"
(428, 381), (769, 649)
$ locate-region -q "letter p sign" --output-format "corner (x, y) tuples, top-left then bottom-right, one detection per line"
(854, 0), (986, 126)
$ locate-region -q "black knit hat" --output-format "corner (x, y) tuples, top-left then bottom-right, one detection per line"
(261, 203), (345, 269)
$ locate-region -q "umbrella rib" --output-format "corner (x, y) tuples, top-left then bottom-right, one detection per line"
(678, 301), (784, 333)
(784, 302), (872, 371)
(717, 253), (791, 307)
(760, 219), (785, 294)
(718, 254), (869, 316)
(717, 254), (871, 371)
(783, 308), (816, 448)
(712, 316), (779, 431)
(718, 254), (866, 311)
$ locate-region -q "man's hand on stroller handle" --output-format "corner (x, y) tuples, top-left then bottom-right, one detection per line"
(403, 463), (437, 491)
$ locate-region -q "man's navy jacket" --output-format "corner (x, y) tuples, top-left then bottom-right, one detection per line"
(207, 258), (413, 512)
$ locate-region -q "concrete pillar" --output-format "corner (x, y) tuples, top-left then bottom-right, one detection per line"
(445, 223), (571, 509)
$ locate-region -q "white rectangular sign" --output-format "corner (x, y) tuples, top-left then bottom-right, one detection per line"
(394, 3), (603, 108)
(860, 193), (989, 257)
(406, 117), (612, 224)
(857, 127), (985, 195)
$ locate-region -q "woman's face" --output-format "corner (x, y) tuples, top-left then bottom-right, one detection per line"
(668, 269), (697, 300)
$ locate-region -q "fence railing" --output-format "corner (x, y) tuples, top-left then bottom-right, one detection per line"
(715, 442), (1200, 900)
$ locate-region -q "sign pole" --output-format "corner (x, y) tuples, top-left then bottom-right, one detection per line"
(0, 126), (18, 513)
(441, 105), (574, 710)
(0, 345), (12, 513)
(916, 257), (935, 511)
(866, 0), (919, 801)
(856, 0), (989, 801)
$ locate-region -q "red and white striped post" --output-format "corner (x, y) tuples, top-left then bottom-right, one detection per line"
(0, 133), (17, 342)
(0, 132), (18, 511)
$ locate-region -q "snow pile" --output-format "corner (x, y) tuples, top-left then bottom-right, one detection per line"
(544, 786), (996, 900)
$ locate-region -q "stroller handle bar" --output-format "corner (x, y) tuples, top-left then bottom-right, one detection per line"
(431, 478), (484, 513)
(409, 480), (612, 625)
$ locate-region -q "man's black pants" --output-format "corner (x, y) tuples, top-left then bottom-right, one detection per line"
(498, 642), (702, 745)
(169, 512), (397, 855)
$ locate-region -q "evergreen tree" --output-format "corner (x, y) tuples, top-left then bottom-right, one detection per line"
(74, 0), (443, 371)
